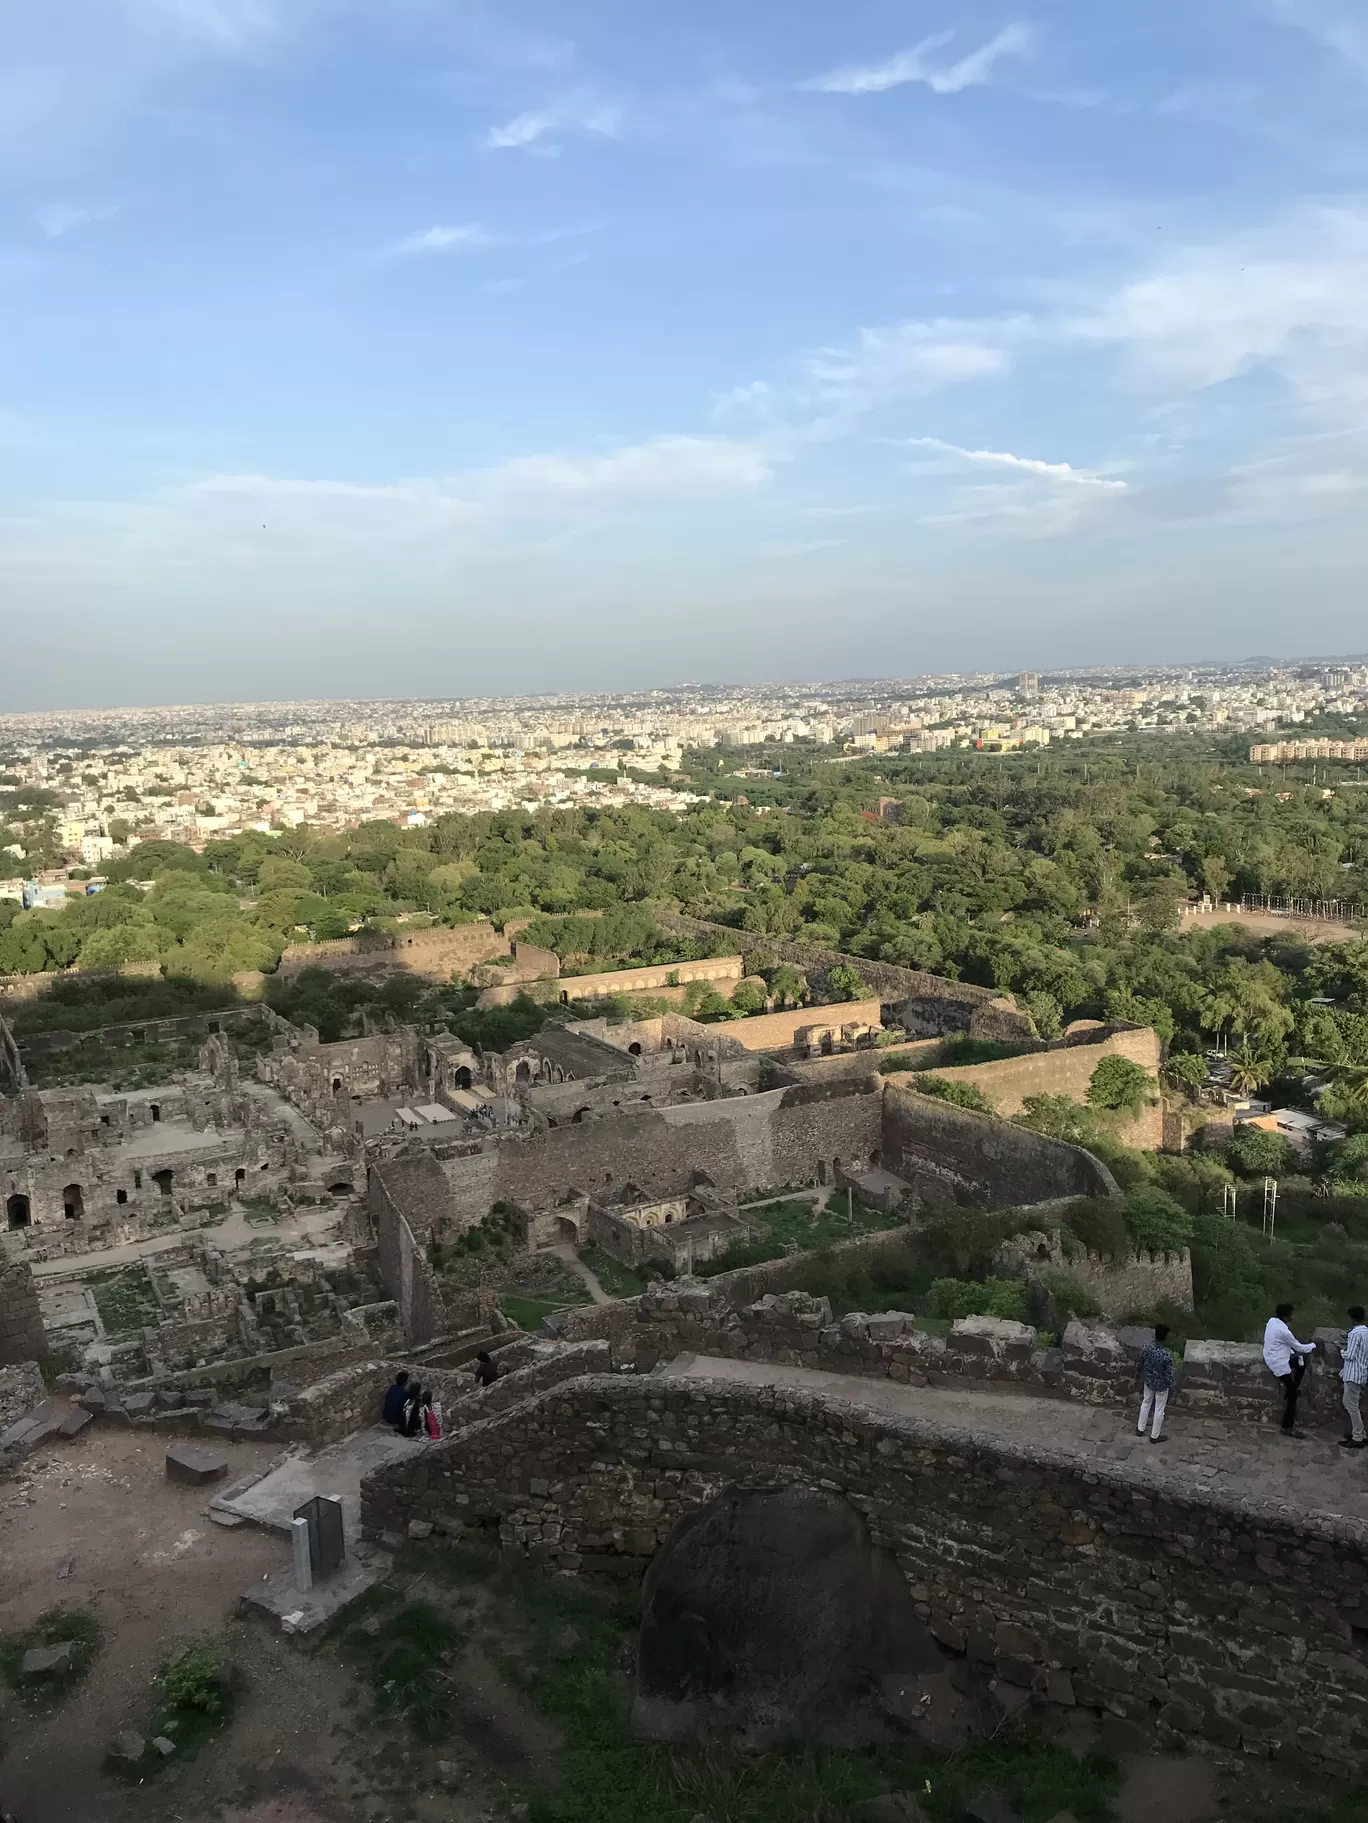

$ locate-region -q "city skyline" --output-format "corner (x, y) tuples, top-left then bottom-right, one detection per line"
(4, 2), (1368, 708)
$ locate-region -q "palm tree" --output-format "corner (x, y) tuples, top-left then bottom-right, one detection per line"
(1226, 1044), (1273, 1096)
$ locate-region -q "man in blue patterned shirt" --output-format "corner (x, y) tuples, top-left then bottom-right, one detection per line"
(1136, 1323), (1177, 1444)
(1340, 1305), (1368, 1449)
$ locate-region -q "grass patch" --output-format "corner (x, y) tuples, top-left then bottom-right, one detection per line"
(334, 1591), (463, 1740)
(90, 1266), (160, 1336)
(359, 1543), (1122, 1823)
(501, 1292), (585, 1332)
(746, 1195), (902, 1251)
(107, 1643), (237, 1780)
(577, 1246), (647, 1300)
(0, 1606), (101, 1708)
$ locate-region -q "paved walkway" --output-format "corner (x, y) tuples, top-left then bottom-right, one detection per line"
(658, 1354), (1368, 1526)
(212, 1425), (422, 1544)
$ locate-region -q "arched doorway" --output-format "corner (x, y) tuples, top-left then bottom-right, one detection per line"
(63, 1183), (84, 1220)
(628, 1042), (643, 1056)
(152, 1169), (173, 1197)
(515, 1061), (531, 1085)
(555, 1215), (580, 1244)
(328, 1180), (352, 1196)
(331, 1077), (343, 1095)
(454, 1065), (473, 1092)
(6, 1192), (30, 1230)
(150, 1102), (161, 1122)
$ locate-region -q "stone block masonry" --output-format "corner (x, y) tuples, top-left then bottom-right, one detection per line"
(0, 1260), (46, 1366)
(360, 1371), (1368, 1780)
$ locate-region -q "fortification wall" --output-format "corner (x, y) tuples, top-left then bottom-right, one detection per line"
(360, 1370), (1368, 1781)
(920, 1027), (1164, 1150)
(656, 914), (1034, 1042)
(0, 960), (161, 1005)
(277, 923), (510, 980)
(0, 1260), (46, 1366)
(723, 999), (884, 1054)
(882, 1083), (1116, 1206)
(370, 1154), (451, 1344)
(433, 1084), (885, 1225)
(996, 1228), (1194, 1318)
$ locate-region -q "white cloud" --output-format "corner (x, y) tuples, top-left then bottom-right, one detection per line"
(36, 202), (119, 239)
(128, 0), (282, 50)
(486, 100), (621, 153)
(392, 223), (494, 255)
(907, 436), (1126, 488)
(805, 25), (1033, 97)
(1070, 204), (1368, 404)
(802, 320), (1012, 416)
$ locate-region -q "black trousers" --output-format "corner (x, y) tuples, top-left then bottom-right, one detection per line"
(1277, 1359), (1306, 1431)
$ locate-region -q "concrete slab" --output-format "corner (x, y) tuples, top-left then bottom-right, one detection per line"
(212, 1426), (422, 1544)
(166, 1444), (229, 1485)
(239, 1549), (384, 1642)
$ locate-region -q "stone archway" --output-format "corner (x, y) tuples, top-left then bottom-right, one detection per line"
(63, 1183), (84, 1220)
(6, 1191), (30, 1230)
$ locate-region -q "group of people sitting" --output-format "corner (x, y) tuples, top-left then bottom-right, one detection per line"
(381, 1371), (442, 1440)
(381, 1352), (507, 1442)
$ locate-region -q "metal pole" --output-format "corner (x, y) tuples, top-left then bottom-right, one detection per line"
(291, 1516), (313, 1594)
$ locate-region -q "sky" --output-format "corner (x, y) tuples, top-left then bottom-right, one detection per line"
(2, 0), (1368, 710)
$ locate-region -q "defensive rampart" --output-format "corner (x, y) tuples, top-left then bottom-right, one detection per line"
(882, 1082), (1116, 1205)
(277, 923), (510, 980)
(361, 1369), (1368, 1780)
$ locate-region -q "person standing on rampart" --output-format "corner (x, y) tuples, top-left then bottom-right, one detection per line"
(1263, 1303), (1316, 1438)
(1340, 1305), (1368, 1449)
(1135, 1323), (1176, 1443)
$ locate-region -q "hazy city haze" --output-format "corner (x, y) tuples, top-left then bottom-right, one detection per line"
(3, 0), (1368, 710)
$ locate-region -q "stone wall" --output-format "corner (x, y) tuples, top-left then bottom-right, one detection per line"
(0, 1359), (46, 1432)
(372, 1158), (450, 1345)
(918, 1027), (1164, 1150)
(0, 1259), (46, 1365)
(723, 1000), (885, 1054)
(657, 914), (1034, 1043)
(360, 1369), (1368, 1781)
(430, 1083), (885, 1226)
(882, 1082), (1117, 1206)
(277, 924), (510, 980)
(995, 1229), (1194, 1320)
(16, 1006), (263, 1062)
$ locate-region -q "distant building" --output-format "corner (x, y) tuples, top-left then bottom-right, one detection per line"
(1250, 739), (1368, 763)
(1017, 672), (1039, 698)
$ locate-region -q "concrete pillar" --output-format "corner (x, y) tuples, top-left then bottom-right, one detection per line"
(291, 1516), (313, 1593)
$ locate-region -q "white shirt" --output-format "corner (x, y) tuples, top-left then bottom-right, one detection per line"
(1263, 1317), (1315, 1377)
(1342, 1325), (1368, 1387)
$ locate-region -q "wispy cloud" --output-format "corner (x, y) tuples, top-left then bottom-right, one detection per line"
(907, 436), (1126, 488)
(486, 99), (622, 154)
(391, 223), (495, 256)
(36, 202), (120, 239)
(130, 0), (282, 51)
(804, 25), (1033, 98)
(1265, 1), (1368, 79)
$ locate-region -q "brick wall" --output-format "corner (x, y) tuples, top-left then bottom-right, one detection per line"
(0, 1260), (46, 1366)
(360, 1369), (1368, 1781)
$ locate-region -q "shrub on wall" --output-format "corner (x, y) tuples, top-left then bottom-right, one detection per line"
(928, 1276), (1027, 1322)
(1122, 1185), (1194, 1254)
(914, 1075), (998, 1115)
(1087, 1054), (1157, 1116)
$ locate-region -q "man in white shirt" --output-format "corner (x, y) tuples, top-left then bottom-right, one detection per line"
(1264, 1304), (1316, 1436)
(1340, 1304), (1368, 1449)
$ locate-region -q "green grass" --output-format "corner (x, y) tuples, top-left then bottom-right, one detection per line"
(577, 1246), (647, 1299)
(340, 1543), (1125, 1823)
(106, 1642), (238, 1780)
(0, 1606), (101, 1708)
(746, 1195), (903, 1251)
(501, 1291), (589, 1332)
(90, 1266), (160, 1336)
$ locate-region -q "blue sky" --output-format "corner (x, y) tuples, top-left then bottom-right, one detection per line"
(3, 0), (1368, 710)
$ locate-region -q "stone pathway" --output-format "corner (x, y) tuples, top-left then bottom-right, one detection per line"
(211, 1425), (423, 1544)
(658, 1353), (1368, 1525)
(542, 1242), (612, 1306)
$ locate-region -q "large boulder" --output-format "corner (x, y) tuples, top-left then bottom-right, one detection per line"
(634, 1485), (945, 1750)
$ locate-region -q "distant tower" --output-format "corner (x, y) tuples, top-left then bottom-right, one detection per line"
(1017, 671), (1039, 699)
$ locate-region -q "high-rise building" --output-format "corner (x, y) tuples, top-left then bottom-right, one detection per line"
(1017, 672), (1039, 699)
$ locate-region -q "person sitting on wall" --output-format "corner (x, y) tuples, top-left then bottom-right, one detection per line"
(1340, 1305), (1368, 1449)
(382, 1370), (410, 1430)
(473, 1350), (505, 1389)
(401, 1384), (430, 1439)
(1135, 1323), (1176, 1444)
(1263, 1303), (1316, 1438)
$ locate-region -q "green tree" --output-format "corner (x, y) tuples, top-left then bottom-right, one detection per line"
(1087, 1054), (1156, 1116)
(826, 962), (870, 1002)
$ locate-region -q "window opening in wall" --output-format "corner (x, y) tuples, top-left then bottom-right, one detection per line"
(133, 1170), (142, 1189)
(235, 1167), (246, 1185)
(62, 1183), (84, 1220)
(116, 1189), (128, 1205)
(628, 1042), (643, 1056)
(100, 1114), (111, 1127)
(150, 1103), (161, 1123)
(153, 1169), (173, 1196)
(261, 1161), (269, 1171)
(208, 1021), (221, 1034)
(454, 1066), (472, 1091)
(6, 1192), (30, 1230)
(332, 1078), (342, 1094)
(206, 1172), (217, 1187)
